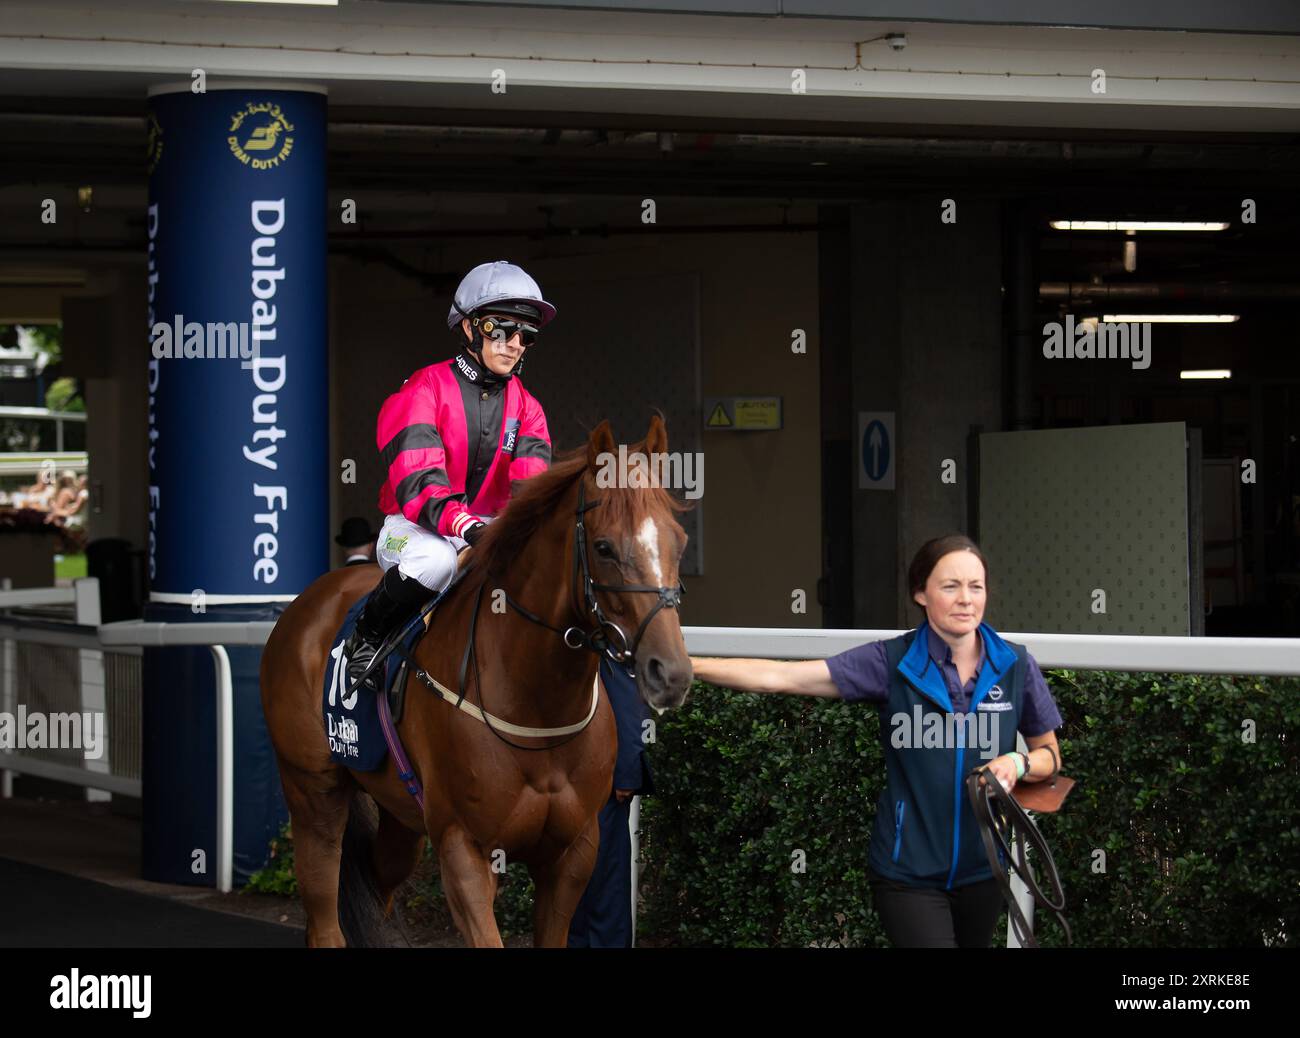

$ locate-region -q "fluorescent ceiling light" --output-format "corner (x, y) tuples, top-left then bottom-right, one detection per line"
(1050, 221), (1229, 232)
(212, 1), (338, 6)
(1102, 314), (1240, 324)
(1180, 370), (1232, 380)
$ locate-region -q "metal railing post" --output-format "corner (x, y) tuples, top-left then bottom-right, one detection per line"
(1006, 735), (1035, 948)
(629, 794), (641, 948)
(74, 578), (109, 802)
(210, 645), (234, 894)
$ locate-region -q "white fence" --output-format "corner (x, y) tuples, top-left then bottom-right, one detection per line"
(0, 578), (139, 802)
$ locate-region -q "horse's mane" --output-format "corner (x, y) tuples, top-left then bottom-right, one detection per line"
(464, 441), (692, 582)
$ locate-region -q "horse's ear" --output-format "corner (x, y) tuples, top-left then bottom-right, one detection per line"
(587, 420), (617, 469)
(645, 412), (668, 455)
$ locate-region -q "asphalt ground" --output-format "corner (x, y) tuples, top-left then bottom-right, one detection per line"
(0, 856), (304, 948)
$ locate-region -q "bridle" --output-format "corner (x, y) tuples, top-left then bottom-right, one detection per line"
(344, 472), (684, 698)
(501, 475), (685, 667)
(347, 471), (684, 760)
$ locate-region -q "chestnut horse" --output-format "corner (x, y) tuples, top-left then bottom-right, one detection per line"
(260, 417), (693, 946)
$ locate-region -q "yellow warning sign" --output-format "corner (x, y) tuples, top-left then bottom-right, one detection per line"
(706, 402), (732, 427)
(733, 398), (781, 430)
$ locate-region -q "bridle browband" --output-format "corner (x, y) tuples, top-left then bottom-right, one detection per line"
(500, 475), (685, 667)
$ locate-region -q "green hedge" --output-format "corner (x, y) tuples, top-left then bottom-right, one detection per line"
(636, 671), (1300, 947)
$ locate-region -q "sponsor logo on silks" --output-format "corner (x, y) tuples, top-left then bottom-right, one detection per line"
(384, 534), (409, 552)
(988, 683), (1004, 701)
(454, 353), (479, 382)
(502, 417), (521, 454)
(145, 112), (164, 174)
(227, 100), (296, 171)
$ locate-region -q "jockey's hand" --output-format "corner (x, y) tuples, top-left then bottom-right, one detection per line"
(614, 789), (634, 804)
(463, 521), (488, 547)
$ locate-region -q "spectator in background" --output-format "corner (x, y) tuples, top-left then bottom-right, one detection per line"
(41, 471), (80, 523)
(335, 517), (378, 568)
(15, 473), (56, 511)
(45, 473), (88, 528)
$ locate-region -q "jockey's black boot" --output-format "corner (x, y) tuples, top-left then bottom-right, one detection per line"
(342, 567), (430, 696)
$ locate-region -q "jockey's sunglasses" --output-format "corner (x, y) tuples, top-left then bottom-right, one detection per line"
(475, 314), (539, 347)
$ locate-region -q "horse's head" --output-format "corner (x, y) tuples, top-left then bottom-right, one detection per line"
(582, 415), (693, 712)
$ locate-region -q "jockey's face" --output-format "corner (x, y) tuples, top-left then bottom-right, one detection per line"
(462, 315), (527, 376)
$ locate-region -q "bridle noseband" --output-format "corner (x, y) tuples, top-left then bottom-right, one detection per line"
(504, 477), (685, 666)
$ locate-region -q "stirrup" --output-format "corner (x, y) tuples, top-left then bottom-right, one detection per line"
(344, 630), (383, 694)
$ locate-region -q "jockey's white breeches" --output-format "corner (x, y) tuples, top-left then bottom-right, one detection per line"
(375, 512), (492, 593)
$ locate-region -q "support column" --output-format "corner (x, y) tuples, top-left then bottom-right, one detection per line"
(142, 82), (328, 886)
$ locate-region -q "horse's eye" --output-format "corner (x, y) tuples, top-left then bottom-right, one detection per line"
(594, 540), (616, 559)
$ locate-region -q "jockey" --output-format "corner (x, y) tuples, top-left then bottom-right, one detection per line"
(342, 260), (556, 694)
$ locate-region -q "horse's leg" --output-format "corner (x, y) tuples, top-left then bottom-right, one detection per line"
(280, 762), (353, 948)
(530, 815), (601, 948)
(437, 825), (504, 947)
(372, 805), (426, 918)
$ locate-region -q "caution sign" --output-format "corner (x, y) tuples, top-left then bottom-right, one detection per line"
(733, 398), (781, 430)
(703, 396), (781, 431)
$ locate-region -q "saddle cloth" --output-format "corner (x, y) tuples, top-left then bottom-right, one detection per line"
(321, 592), (425, 770)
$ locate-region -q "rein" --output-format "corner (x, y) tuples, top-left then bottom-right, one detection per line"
(965, 765), (1072, 948)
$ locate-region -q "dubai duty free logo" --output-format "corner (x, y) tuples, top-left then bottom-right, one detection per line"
(227, 100), (295, 170)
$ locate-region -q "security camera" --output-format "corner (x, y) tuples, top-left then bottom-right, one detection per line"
(886, 33), (907, 51)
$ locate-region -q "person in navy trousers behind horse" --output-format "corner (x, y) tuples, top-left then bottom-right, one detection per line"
(567, 656), (654, 948)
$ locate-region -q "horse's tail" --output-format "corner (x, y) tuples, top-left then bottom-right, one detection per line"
(338, 793), (412, 948)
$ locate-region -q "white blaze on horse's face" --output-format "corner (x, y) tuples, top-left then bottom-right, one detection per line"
(636, 515), (663, 586)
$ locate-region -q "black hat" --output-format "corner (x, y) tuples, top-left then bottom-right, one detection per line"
(335, 516), (377, 548)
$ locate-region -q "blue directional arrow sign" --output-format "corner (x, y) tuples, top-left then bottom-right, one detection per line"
(858, 412), (895, 490)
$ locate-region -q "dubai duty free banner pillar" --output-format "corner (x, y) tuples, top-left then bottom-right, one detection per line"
(143, 82), (328, 886)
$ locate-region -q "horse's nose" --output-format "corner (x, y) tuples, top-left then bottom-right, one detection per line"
(641, 653), (692, 708)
